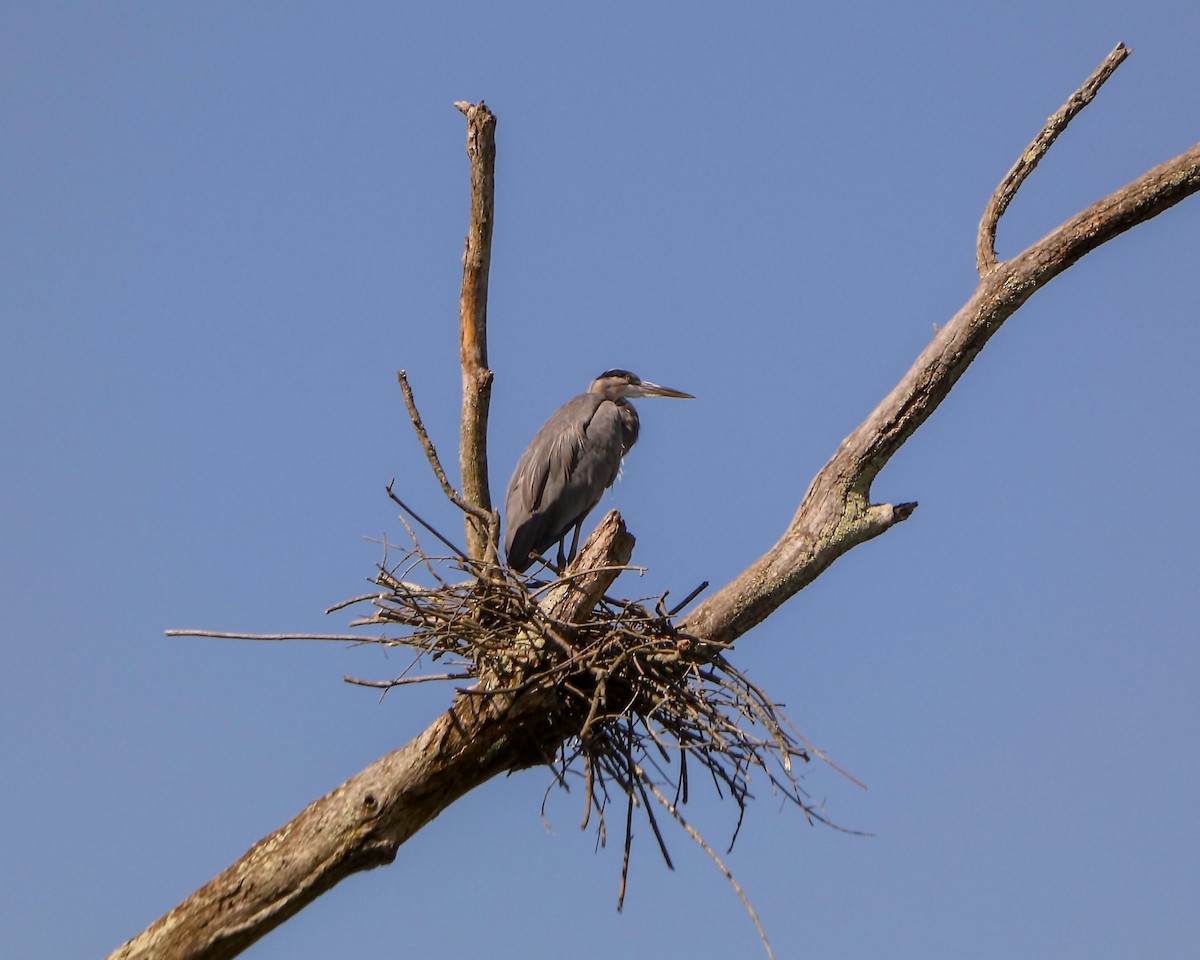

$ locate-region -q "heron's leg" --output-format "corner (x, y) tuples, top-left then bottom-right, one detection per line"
(567, 521), (583, 566)
(556, 538), (566, 570)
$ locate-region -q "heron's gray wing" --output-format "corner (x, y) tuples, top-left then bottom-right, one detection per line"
(512, 394), (597, 512)
(504, 394), (625, 569)
(567, 399), (628, 497)
(504, 394), (597, 567)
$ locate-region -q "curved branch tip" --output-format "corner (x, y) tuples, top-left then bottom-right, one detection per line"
(976, 42), (1132, 275)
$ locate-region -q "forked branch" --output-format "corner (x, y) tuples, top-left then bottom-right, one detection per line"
(680, 48), (1200, 648)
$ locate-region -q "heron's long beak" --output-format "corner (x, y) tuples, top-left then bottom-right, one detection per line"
(634, 380), (694, 399)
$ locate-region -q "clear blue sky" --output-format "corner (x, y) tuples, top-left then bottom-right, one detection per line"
(3, 3), (1198, 958)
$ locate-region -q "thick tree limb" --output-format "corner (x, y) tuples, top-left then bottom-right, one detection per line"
(115, 49), (1200, 960)
(454, 100), (497, 560)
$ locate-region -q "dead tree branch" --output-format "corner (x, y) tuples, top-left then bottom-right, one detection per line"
(116, 50), (1200, 960)
(454, 99), (497, 560)
(679, 58), (1200, 649)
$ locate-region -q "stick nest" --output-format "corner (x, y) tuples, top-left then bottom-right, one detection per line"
(337, 527), (838, 888)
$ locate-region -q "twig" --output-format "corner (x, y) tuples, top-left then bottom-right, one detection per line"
(344, 673), (470, 688)
(389, 512), (450, 586)
(396, 370), (493, 541)
(385, 481), (468, 560)
(580, 754), (595, 831)
(667, 580), (710, 616)
(325, 592), (383, 615)
(527, 565), (649, 602)
(165, 630), (374, 642)
(617, 734), (636, 912)
(977, 42), (1131, 274)
(631, 769), (675, 871)
(639, 772), (776, 960)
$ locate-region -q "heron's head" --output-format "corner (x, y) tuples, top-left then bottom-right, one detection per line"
(590, 369), (694, 401)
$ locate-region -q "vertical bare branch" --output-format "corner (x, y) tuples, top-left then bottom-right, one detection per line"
(976, 42), (1131, 275)
(454, 99), (497, 560)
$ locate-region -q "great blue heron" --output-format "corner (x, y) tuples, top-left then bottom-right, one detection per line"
(504, 369), (694, 573)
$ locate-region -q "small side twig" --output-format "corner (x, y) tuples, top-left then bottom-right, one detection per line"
(977, 42), (1131, 274)
(385, 481), (469, 561)
(397, 370), (493, 551)
(667, 580), (710, 617)
(344, 673), (471, 689)
(616, 732), (636, 913)
(165, 630), (374, 642)
(639, 772), (776, 960)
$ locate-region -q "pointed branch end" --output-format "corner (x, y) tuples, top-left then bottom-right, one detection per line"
(865, 500), (918, 536)
(892, 501), (919, 523)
